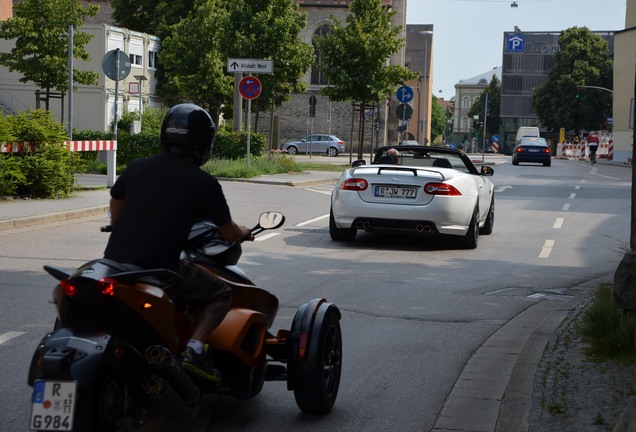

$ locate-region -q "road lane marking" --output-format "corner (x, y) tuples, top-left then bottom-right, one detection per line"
(495, 185), (513, 193)
(296, 214), (329, 227)
(562, 203), (571, 211)
(553, 218), (564, 229)
(575, 186), (581, 190)
(0, 331), (25, 344)
(569, 193), (576, 199)
(255, 233), (280, 242)
(539, 240), (555, 258)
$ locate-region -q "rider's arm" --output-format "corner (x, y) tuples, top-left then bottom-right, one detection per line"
(218, 221), (254, 242)
(109, 198), (124, 224)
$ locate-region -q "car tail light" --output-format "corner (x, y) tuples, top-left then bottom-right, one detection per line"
(338, 140), (344, 145)
(60, 279), (77, 297)
(95, 277), (118, 296)
(543, 148), (551, 154)
(424, 182), (461, 196)
(341, 178), (368, 191)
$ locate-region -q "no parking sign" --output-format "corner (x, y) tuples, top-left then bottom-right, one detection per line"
(239, 76), (262, 100)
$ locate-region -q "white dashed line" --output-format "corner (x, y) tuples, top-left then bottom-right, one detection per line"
(569, 193), (576, 199)
(0, 331), (25, 344)
(539, 240), (555, 258)
(553, 218), (564, 229)
(562, 203), (571, 211)
(296, 214), (329, 227)
(255, 232), (280, 242)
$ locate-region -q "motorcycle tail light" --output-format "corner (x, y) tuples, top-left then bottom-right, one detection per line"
(424, 183), (461, 196)
(95, 278), (118, 296)
(60, 280), (77, 297)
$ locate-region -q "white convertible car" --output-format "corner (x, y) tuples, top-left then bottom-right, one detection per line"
(329, 145), (495, 249)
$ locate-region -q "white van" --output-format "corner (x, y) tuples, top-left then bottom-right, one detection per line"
(515, 127), (540, 143)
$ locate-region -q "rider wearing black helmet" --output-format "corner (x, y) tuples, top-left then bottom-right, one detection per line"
(104, 103), (253, 382)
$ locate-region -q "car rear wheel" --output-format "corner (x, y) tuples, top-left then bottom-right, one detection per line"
(329, 209), (356, 241)
(327, 147), (339, 157)
(480, 199), (494, 235)
(544, 160), (551, 167)
(512, 158), (519, 166)
(286, 146), (298, 155)
(459, 207), (479, 249)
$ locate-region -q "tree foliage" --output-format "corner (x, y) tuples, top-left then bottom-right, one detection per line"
(111, 0), (195, 37)
(314, 0), (416, 105)
(0, 0), (99, 107)
(468, 74), (501, 138)
(314, 0), (417, 157)
(431, 96), (447, 143)
(221, 0), (313, 118)
(532, 27), (612, 131)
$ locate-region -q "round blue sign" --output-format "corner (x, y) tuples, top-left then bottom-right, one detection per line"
(491, 134), (500, 142)
(396, 86), (414, 103)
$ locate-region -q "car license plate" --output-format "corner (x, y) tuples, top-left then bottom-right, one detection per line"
(374, 185), (417, 199)
(528, 148), (540, 152)
(30, 380), (76, 431)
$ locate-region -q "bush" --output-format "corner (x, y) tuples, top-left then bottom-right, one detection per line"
(579, 283), (636, 359)
(213, 130), (266, 160)
(0, 154), (26, 196)
(0, 110), (85, 198)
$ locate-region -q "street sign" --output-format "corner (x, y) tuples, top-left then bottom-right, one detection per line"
(396, 103), (413, 121)
(102, 49), (131, 81)
(239, 76), (262, 100)
(227, 58), (273, 74)
(396, 86), (414, 103)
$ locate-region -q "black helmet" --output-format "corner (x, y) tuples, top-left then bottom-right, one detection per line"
(160, 104), (216, 166)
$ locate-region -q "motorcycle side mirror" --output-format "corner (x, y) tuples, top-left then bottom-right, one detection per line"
(259, 211), (285, 230)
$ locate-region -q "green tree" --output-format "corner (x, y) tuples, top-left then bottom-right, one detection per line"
(111, 0), (194, 37)
(157, 0), (233, 124)
(468, 75), (501, 139)
(532, 27), (612, 131)
(221, 0), (313, 135)
(430, 95), (446, 143)
(0, 0), (99, 111)
(314, 0), (417, 158)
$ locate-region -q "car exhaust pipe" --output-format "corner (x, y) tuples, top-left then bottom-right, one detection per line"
(356, 220), (365, 229)
(142, 375), (196, 423)
(145, 345), (200, 404)
(362, 221), (372, 230)
(416, 224), (433, 233)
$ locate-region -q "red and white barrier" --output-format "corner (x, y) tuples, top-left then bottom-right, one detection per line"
(1, 140), (117, 187)
(65, 140), (117, 152)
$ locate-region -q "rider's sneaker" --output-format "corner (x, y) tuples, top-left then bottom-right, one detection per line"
(181, 346), (222, 383)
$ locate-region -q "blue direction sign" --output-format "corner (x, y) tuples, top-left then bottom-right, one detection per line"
(239, 76), (262, 100)
(396, 86), (414, 103)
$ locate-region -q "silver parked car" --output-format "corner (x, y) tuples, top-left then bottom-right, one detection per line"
(281, 135), (345, 157)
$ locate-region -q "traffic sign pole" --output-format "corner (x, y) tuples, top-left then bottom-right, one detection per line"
(238, 76), (262, 169)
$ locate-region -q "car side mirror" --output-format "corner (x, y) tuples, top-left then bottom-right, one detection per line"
(480, 165), (494, 176)
(352, 159), (366, 167)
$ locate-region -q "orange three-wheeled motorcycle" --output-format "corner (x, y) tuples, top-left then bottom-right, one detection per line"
(28, 212), (342, 431)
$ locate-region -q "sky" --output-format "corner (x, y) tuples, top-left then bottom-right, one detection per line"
(406, 0), (628, 101)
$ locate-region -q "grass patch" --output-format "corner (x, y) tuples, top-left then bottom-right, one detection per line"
(202, 155), (302, 178)
(579, 283), (636, 360)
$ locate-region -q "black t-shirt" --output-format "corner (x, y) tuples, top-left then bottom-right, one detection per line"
(104, 153), (232, 269)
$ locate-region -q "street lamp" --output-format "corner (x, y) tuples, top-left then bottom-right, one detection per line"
(134, 74), (147, 129)
(419, 30), (433, 145)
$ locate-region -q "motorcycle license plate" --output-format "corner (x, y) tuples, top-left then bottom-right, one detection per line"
(30, 380), (76, 431)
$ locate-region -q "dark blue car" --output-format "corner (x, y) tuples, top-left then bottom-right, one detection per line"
(512, 137), (551, 167)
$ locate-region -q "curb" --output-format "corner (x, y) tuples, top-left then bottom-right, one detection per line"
(0, 205), (109, 231)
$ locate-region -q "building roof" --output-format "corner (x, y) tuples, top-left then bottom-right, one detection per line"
(457, 66), (502, 87)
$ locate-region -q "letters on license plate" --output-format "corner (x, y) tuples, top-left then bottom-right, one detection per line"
(30, 380), (76, 431)
(374, 185), (417, 199)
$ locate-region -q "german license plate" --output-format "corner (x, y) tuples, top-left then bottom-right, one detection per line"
(30, 380), (76, 431)
(374, 185), (417, 199)
(528, 148), (540, 152)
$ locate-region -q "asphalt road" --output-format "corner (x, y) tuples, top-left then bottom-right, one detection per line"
(1, 158), (631, 432)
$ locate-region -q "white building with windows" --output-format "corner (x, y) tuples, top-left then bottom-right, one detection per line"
(453, 67), (502, 147)
(0, 22), (161, 133)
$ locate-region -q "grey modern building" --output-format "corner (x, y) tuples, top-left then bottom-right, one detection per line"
(499, 30), (615, 154)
